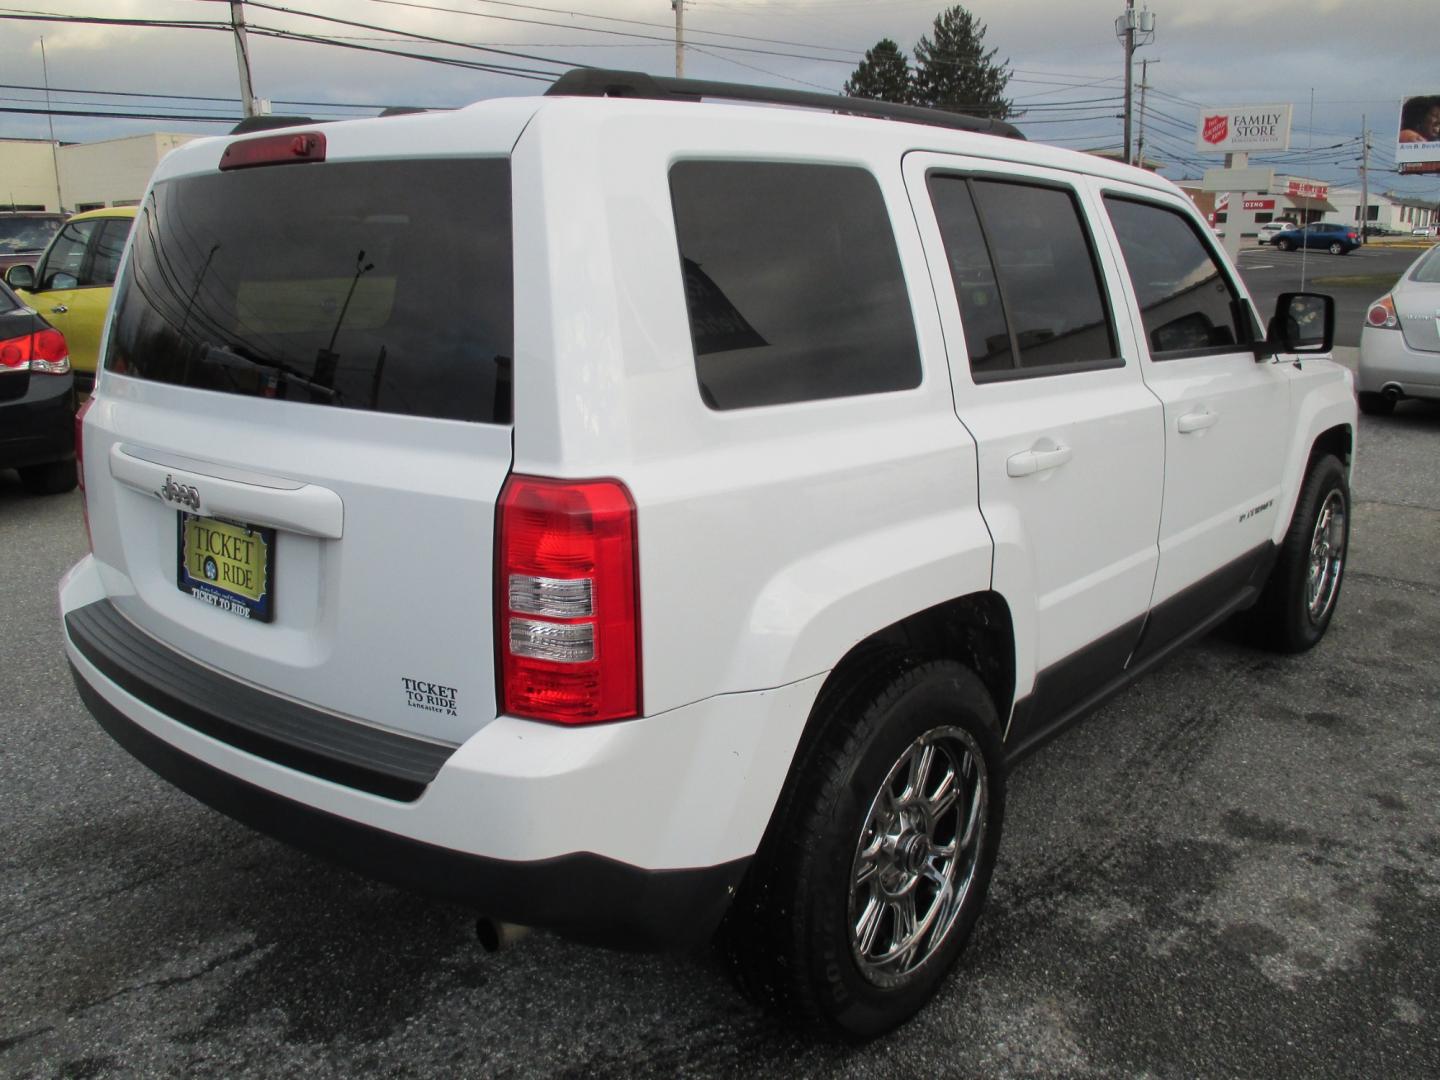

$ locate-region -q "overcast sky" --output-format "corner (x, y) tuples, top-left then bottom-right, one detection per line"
(1, 0), (1436, 197)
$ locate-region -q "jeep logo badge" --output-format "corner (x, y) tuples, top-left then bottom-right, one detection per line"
(157, 474), (202, 511)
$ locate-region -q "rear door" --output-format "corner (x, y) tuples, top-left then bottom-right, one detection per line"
(1096, 188), (1290, 658)
(85, 151), (518, 744)
(905, 154), (1165, 739)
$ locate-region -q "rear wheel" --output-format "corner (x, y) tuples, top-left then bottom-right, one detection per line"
(1357, 391), (1395, 416)
(722, 655), (1004, 1040)
(1245, 454), (1349, 653)
(19, 460), (77, 495)
(1329, 241), (1345, 255)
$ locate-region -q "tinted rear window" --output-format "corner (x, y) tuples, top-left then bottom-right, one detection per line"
(670, 161), (920, 410)
(106, 158), (513, 424)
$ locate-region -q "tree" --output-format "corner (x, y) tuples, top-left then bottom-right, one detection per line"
(912, 6), (1012, 120)
(843, 39), (913, 105)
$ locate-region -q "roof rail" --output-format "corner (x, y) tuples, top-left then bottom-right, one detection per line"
(545, 69), (1024, 141)
(228, 115), (317, 136)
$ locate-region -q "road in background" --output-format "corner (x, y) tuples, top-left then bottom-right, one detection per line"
(2, 377), (1438, 1076)
(1237, 242), (1431, 347)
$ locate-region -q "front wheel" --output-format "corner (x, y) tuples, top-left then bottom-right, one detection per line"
(1245, 454), (1349, 652)
(722, 657), (1004, 1040)
(1277, 239), (1295, 251)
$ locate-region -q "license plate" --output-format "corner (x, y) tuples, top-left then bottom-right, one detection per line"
(176, 513), (276, 622)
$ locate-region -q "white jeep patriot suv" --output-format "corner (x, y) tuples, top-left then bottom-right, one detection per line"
(61, 71), (1355, 1039)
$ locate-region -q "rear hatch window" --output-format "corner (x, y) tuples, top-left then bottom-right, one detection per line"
(106, 158), (513, 424)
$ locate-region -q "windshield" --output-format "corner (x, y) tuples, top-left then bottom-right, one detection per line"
(0, 216), (61, 254)
(106, 158), (514, 424)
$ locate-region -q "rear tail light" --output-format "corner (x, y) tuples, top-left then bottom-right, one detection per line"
(75, 394), (94, 551)
(497, 475), (640, 724)
(0, 328), (70, 374)
(1366, 295), (1399, 330)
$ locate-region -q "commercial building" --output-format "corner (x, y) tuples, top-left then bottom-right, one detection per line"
(1320, 188), (1440, 232)
(0, 133), (203, 213)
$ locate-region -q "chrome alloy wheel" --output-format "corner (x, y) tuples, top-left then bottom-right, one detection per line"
(1306, 490), (1347, 624)
(848, 726), (988, 987)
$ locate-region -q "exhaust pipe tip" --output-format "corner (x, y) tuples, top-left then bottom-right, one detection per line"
(476, 917), (531, 953)
(1382, 384), (1404, 402)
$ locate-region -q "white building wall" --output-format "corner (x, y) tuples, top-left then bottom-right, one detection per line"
(57, 133), (202, 210)
(0, 140), (64, 211)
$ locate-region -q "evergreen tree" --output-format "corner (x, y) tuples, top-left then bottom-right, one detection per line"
(842, 39), (913, 104)
(912, 6), (1012, 120)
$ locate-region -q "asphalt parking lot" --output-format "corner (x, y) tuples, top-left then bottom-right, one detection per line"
(3, 358), (1438, 1078)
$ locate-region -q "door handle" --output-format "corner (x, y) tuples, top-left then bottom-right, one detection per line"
(49, 305), (68, 314)
(1007, 444), (1072, 477)
(1177, 409), (1219, 434)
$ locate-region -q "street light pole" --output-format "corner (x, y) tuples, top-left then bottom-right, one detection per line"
(1360, 115), (1371, 244)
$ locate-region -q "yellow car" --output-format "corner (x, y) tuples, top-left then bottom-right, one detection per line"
(5, 206), (137, 393)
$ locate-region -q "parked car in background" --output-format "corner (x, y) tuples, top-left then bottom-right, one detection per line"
(1411, 225), (1438, 237)
(4, 206), (136, 393)
(1358, 244), (1440, 414)
(1361, 224), (1400, 238)
(1258, 221), (1295, 244)
(0, 277), (75, 494)
(1272, 222), (1361, 255)
(0, 211), (64, 274)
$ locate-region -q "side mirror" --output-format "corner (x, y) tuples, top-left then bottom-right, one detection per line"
(4, 264), (36, 291)
(1265, 291), (1334, 357)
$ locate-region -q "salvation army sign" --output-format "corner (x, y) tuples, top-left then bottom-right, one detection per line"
(1195, 104), (1293, 152)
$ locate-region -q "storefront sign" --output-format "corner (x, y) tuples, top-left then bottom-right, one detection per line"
(1285, 179), (1329, 200)
(1242, 199), (1275, 210)
(1196, 104), (1293, 152)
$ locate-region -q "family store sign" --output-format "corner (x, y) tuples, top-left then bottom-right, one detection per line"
(1195, 104), (1293, 152)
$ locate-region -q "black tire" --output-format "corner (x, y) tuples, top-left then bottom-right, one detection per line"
(721, 655), (1005, 1040)
(1277, 239), (1295, 251)
(19, 460), (78, 495)
(1329, 242), (1345, 256)
(1357, 391), (1395, 416)
(1246, 454), (1349, 653)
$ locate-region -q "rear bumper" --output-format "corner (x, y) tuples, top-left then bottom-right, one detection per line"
(1358, 326), (1440, 398)
(60, 556), (822, 950)
(70, 671), (744, 949)
(0, 370), (74, 470)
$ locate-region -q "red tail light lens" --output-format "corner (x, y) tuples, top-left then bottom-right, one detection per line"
(1366, 296), (1399, 330)
(75, 394), (95, 550)
(497, 475), (640, 724)
(0, 328), (70, 373)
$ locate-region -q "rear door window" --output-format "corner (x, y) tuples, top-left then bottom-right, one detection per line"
(91, 218), (132, 287)
(928, 174), (1118, 379)
(670, 161), (920, 410)
(106, 158), (514, 424)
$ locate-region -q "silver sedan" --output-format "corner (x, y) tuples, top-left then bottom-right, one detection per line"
(1357, 244), (1440, 414)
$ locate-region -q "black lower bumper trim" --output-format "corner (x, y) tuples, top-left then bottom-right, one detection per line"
(66, 600), (455, 801)
(70, 666), (747, 951)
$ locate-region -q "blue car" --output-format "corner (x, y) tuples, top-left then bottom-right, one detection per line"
(1271, 222), (1361, 255)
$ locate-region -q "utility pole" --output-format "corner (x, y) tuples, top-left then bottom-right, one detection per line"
(672, 0), (684, 78)
(1121, 0), (1134, 163)
(1135, 58), (1152, 168)
(1115, 4), (1155, 166)
(1360, 115), (1371, 245)
(230, 1), (258, 118)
